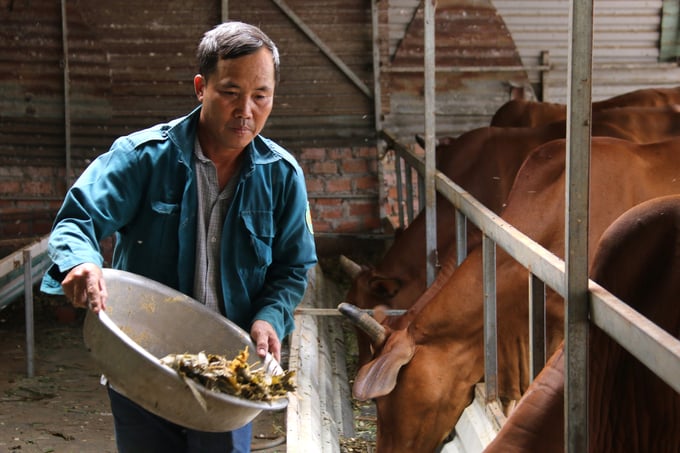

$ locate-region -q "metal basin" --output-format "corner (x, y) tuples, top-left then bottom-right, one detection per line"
(83, 268), (288, 432)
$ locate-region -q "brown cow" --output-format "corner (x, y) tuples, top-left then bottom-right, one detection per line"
(490, 99), (566, 128)
(346, 106), (680, 365)
(485, 194), (680, 452)
(491, 85), (680, 128)
(594, 85), (680, 111)
(342, 136), (680, 452)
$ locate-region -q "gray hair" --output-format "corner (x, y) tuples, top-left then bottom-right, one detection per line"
(197, 21), (280, 83)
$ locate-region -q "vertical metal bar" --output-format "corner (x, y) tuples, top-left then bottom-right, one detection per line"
(529, 273), (546, 381)
(455, 209), (467, 266)
(60, 0), (72, 188)
(405, 165), (415, 223)
(565, 0), (593, 451)
(23, 250), (35, 378)
(371, 0), (382, 132)
(423, 0), (437, 287)
(372, 0), (389, 226)
(395, 156), (405, 228)
(540, 51), (550, 102)
(221, 0), (229, 20)
(483, 235), (498, 402)
(418, 173), (425, 216)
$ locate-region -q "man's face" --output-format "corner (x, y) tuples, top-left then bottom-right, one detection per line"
(194, 48), (275, 153)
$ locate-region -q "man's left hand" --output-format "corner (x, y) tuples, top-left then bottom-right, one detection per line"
(250, 320), (281, 362)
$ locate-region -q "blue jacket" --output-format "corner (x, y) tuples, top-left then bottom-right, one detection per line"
(41, 106), (317, 340)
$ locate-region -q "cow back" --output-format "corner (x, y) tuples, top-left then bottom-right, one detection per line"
(485, 195), (680, 452)
(491, 85), (680, 128)
(588, 194), (680, 452)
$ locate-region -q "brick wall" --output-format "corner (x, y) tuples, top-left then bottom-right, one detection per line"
(299, 145), (385, 234)
(0, 144), (399, 259)
(0, 164), (65, 258)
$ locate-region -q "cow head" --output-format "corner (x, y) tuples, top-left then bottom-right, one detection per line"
(341, 297), (485, 452)
(340, 256), (409, 365)
(340, 256), (404, 305)
(339, 241), (563, 452)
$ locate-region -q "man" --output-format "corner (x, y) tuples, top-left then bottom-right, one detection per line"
(40, 21), (317, 453)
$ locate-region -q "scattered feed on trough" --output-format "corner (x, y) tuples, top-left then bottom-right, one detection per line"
(340, 317), (377, 452)
(291, 257), (378, 453)
(327, 257), (379, 452)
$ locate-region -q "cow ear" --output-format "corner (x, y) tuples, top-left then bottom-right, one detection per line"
(352, 329), (415, 401)
(369, 277), (401, 299)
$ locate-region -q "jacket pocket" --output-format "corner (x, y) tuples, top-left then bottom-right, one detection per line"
(151, 200), (180, 215)
(241, 210), (274, 267)
(145, 200), (181, 262)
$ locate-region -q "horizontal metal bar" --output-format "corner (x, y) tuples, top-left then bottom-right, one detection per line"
(313, 232), (392, 240)
(0, 235), (50, 278)
(383, 65), (551, 73)
(307, 193), (378, 200)
(435, 171), (567, 295)
(381, 129), (566, 294)
(0, 257), (51, 310)
(295, 307), (408, 317)
(382, 62), (673, 74)
(380, 130), (425, 174)
(0, 195), (64, 201)
(383, 128), (680, 396)
(589, 282), (680, 394)
(435, 148), (680, 393)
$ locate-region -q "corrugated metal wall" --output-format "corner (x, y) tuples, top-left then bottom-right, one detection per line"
(379, 0), (531, 142)
(0, 0), (374, 168)
(226, 0), (375, 147)
(493, 0), (680, 101)
(0, 0), (216, 174)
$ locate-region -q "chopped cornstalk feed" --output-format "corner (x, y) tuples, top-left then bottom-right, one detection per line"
(160, 347), (296, 402)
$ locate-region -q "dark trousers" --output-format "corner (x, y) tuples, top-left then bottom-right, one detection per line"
(108, 387), (252, 453)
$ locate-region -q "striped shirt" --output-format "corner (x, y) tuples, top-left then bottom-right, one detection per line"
(193, 138), (240, 314)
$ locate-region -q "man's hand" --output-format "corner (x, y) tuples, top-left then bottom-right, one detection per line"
(250, 320), (281, 362)
(61, 263), (108, 313)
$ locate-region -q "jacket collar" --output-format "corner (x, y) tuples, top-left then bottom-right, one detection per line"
(165, 105), (201, 166)
(166, 105), (278, 169)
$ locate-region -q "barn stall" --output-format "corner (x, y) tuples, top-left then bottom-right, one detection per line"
(2, 0), (680, 452)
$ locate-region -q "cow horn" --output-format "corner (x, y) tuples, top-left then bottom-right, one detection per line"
(338, 302), (386, 347)
(339, 255), (362, 279)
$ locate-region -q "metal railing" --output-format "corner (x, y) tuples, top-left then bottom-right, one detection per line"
(0, 235), (51, 377)
(382, 128), (680, 440)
